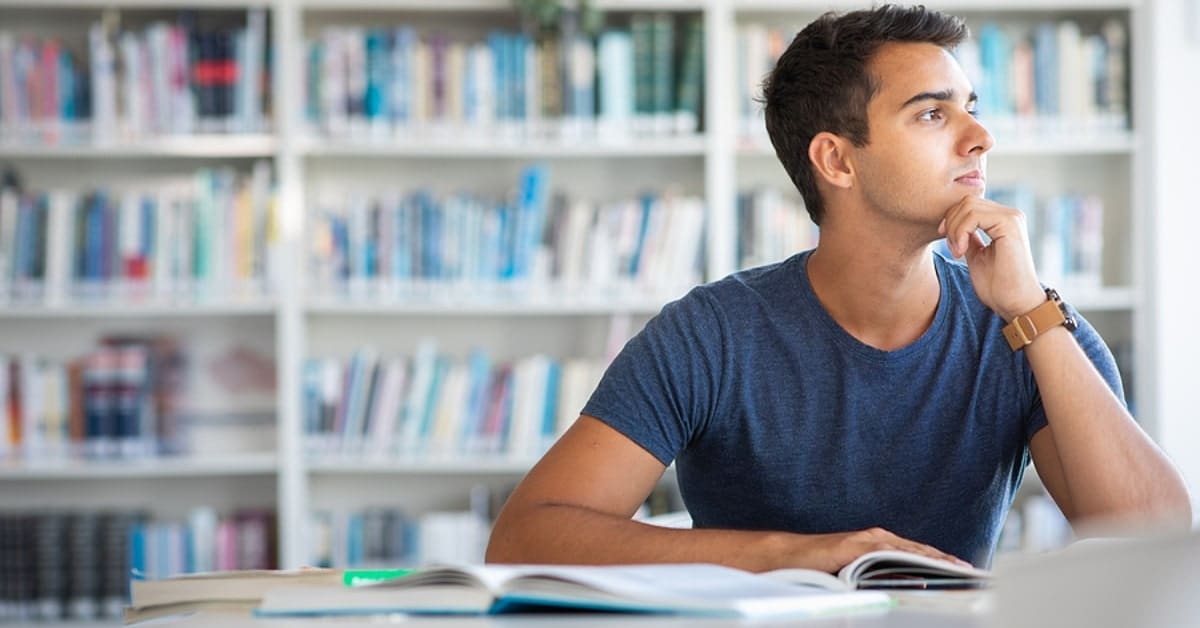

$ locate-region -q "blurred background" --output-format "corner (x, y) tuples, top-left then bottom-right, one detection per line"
(0, 0), (1196, 623)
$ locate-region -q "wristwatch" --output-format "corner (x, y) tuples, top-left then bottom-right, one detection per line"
(1002, 287), (1078, 351)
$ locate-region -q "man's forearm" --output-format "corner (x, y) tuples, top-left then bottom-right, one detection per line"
(1026, 326), (1192, 526)
(485, 502), (973, 572)
(486, 502), (792, 572)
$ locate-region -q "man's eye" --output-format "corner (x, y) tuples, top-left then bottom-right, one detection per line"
(967, 108), (980, 118)
(918, 109), (943, 121)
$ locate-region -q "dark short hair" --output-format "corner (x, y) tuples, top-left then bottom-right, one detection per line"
(762, 5), (968, 225)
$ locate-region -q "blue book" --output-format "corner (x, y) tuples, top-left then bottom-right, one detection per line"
(330, 215), (349, 280)
(487, 32), (507, 122)
(302, 360), (322, 435)
(628, 193), (655, 276)
(129, 524), (147, 580)
(391, 197), (412, 281)
(513, 165), (548, 278)
(513, 35), (528, 123)
(1033, 22), (1059, 118)
(84, 193), (107, 281)
(306, 41), (323, 125)
(498, 202), (515, 279)
(598, 30), (634, 125)
(417, 358), (447, 451)
(140, 195), (155, 263)
(461, 349), (493, 448)
(978, 24), (1012, 120)
(391, 27), (416, 126)
(480, 202), (502, 281)
(364, 29), (389, 121)
(419, 192), (441, 279)
(59, 50), (77, 120)
(463, 43), (478, 122)
(541, 360), (561, 446)
(347, 513), (365, 567)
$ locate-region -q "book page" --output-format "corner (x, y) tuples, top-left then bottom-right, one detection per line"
(759, 568), (849, 592)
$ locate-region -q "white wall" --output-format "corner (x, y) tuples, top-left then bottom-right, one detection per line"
(1144, 0), (1200, 514)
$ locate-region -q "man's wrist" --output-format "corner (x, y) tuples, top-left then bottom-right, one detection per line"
(1000, 288), (1050, 323)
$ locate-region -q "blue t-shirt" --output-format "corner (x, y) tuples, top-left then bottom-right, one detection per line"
(582, 250), (1123, 567)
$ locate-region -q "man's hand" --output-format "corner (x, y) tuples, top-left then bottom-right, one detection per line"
(784, 527), (973, 573)
(938, 195), (1046, 321)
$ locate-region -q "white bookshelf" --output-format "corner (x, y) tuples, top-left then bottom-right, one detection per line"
(305, 298), (673, 316)
(308, 456), (540, 475)
(0, 135), (278, 159)
(0, 453), (277, 479)
(299, 136), (708, 158)
(0, 301), (278, 318)
(0, 0), (1175, 577)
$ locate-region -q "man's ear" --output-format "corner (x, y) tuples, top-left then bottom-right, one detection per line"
(808, 132), (855, 190)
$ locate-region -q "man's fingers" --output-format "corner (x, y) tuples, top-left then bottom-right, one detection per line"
(962, 231), (988, 263)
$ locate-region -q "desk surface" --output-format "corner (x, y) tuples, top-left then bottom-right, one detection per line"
(144, 608), (986, 627)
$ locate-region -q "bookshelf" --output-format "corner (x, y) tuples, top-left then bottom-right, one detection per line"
(0, 0), (1178, 611)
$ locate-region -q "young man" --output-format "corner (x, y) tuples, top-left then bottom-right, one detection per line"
(486, 5), (1191, 572)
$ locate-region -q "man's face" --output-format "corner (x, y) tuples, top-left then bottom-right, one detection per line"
(851, 42), (994, 231)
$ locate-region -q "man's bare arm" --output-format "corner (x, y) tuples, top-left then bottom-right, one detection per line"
(940, 195), (1192, 530)
(1025, 327), (1192, 530)
(486, 415), (971, 572)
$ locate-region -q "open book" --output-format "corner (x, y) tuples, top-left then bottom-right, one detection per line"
(255, 563), (893, 618)
(764, 550), (992, 591)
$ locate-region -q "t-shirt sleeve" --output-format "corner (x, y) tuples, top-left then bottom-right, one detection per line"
(581, 288), (728, 465)
(1025, 306), (1126, 442)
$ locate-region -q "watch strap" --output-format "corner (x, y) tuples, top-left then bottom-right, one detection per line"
(1002, 289), (1077, 351)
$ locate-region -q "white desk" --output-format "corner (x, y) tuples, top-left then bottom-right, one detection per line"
(143, 609), (986, 627)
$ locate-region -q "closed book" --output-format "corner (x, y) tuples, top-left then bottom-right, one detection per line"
(130, 568), (343, 611)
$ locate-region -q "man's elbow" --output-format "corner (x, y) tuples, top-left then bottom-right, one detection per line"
(485, 513), (523, 564)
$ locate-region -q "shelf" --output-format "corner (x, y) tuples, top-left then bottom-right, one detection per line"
(731, 0), (1137, 11)
(0, 299), (277, 318)
(0, 453), (277, 480)
(300, 136), (707, 159)
(737, 132), (1135, 158)
(308, 456), (538, 475)
(0, 135), (277, 159)
(1064, 287), (1136, 311)
(310, 455), (680, 477)
(299, 0), (707, 10)
(306, 296), (674, 316)
(0, 0), (269, 8)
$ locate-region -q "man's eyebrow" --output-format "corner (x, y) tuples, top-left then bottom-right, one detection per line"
(898, 89), (978, 111)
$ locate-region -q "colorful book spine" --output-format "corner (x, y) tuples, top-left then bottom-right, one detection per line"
(303, 346), (605, 460)
(306, 13), (703, 142)
(0, 163), (278, 305)
(307, 165), (705, 299)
